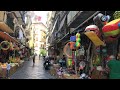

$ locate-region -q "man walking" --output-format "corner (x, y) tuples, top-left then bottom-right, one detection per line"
(33, 54), (36, 66)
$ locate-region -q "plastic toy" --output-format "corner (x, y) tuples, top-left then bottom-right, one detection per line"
(84, 31), (105, 46)
(85, 25), (100, 35)
(63, 42), (75, 59)
(102, 18), (120, 37)
(70, 36), (76, 42)
(75, 33), (81, 48)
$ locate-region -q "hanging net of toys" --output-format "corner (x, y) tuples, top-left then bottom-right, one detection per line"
(0, 41), (10, 51)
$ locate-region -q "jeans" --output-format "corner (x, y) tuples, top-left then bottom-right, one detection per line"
(6, 70), (10, 78)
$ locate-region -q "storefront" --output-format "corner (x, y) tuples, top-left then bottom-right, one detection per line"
(0, 31), (24, 78)
(50, 11), (120, 79)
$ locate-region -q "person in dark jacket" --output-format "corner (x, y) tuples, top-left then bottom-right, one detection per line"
(33, 54), (36, 66)
(62, 55), (67, 68)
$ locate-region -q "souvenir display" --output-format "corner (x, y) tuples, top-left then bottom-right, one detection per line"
(102, 19), (120, 37)
(75, 33), (81, 48)
(85, 25), (100, 35)
(84, 31), (105, 46)
(0, 41), (10, 51)
(70, 36), (76, 42)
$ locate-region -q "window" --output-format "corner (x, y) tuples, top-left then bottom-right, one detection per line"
(35, 37), (38, 41)
(41, 44), (43, 48)
(35, 43), (38, 47)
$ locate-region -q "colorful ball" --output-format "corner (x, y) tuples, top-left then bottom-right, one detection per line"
(75, 42), (79, 46)
(77, 43), (80, 47)
(102, 19), (120, 37)
(76, 38), (81, 42)
(76, 42), (80, 47)
(76, 33), (80, 38)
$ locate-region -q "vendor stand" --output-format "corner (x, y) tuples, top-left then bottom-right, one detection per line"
(0, 31), (24, 78)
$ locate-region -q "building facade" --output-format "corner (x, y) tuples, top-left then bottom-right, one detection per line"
(47, 11), (115, 59)
(32, 22), (47, 55)
(0, 11), (27, 46)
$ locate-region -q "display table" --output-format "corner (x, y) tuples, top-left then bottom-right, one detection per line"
(49, 64), (80, 79)
(0, 65), (18, 78)
(10, 65), (19, 76)
(0, 61), (24, 78)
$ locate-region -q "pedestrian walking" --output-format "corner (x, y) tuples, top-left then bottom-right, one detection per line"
(39, 54), (40, 60)
(33, 54), (36, 66)
(6, 61), (11, 79)
(62, 55), (67, 68)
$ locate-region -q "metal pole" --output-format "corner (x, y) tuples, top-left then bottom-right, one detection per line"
(75, 50), (77, 75)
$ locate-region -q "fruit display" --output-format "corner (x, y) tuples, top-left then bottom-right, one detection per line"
(9, 57), (20, 63)
(10, 63), (16, 67)
(1, 63), (7, 68)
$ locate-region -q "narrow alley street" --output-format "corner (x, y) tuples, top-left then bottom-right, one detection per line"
(1, 11), (120, 79)
(10, 56), (55, 79)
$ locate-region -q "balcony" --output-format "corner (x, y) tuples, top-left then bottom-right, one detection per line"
(67, 11), (99, 28)
(6, 14), (14, 31)
(12, 11), (25, 25)
(0, 11), (14, 33)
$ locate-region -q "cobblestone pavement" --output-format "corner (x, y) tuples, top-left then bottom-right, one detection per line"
(10, 56), (55, 79)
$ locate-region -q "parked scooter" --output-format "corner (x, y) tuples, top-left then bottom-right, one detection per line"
(43, 58), (51, 70)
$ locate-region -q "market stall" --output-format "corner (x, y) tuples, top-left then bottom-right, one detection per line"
(0, 31), (24, 78)
(48, 11), (120, 79)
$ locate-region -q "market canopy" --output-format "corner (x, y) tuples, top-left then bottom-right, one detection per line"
(0, 31), (19, 43)
(0, 22), (14, 33)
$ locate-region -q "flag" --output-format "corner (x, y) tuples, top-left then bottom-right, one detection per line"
(34, 15), (41, 22)
(37, 16), (41, 21)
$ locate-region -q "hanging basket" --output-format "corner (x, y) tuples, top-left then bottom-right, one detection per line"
(0, 41), (10, 51)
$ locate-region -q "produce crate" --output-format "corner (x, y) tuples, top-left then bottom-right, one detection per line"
(1, 68), (7, 78)
(10, 65), (17, 75)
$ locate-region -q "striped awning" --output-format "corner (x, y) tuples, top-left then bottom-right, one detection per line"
(0, 22), (14, 33)
(0, 31), (19, 43)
